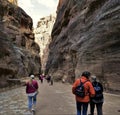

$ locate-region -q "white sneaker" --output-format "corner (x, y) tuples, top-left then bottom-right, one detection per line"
(32, 108), (35, 114)
(32, 105), (36, 111)
(32, 108), (35, 111)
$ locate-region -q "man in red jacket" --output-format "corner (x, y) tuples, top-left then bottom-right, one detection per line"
(72, 71), (95, 115)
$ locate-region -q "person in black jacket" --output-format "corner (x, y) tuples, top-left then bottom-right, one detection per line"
(88, 76), (104, 115)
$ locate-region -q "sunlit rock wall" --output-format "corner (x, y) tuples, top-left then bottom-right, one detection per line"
(46, 0), (120, 92)
(0, 0), (41, 88)
(8, 0), (18, 5)
(34, 14), (56, 73)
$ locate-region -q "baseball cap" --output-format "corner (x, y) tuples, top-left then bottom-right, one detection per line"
(30, 75), (34, 79)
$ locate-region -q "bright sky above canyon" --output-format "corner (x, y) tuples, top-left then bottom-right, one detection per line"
(18, 0), (58, 28)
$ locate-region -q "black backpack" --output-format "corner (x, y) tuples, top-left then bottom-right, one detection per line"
(93, 82), (103, 99)
(75, 79), (88, 98)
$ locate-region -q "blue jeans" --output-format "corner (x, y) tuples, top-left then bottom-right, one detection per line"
(76, 101), (88, 115)
(28, 94), (37, 110)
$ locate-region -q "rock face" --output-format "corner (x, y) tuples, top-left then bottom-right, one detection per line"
(8, 0), (18, 5)
(0, 0), (41, 88)
(46, 0), (120, 92)
(34, 14), (56, 73)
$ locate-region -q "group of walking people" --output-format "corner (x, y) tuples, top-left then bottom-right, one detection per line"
(72, 71), (104, 115)
(23, 71), (104, 115)
(39, 74), (53, 85)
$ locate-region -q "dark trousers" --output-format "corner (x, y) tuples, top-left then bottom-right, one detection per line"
(76, 101), (88, 115)
(40, 79), (43, 83)
(90, 101), (103, 115)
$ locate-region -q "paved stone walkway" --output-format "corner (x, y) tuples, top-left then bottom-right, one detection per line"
(0, 87), (27, 115)
(0, 79), (120, 115)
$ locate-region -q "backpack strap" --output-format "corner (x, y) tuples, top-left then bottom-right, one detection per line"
(31, 84), (36, 89)
(31, 82), (37, 91)
(80, 79), (88, 85)
(80, 79), (90, 95)
(92, 81), (98, 87)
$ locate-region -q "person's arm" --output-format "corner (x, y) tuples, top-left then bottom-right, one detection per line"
(35, 81), (39, 89)
(89, 82), (95, 97)
(72, 85), (76, 94)
(72, 79), (79, 94)
(99, 82), (103, 92)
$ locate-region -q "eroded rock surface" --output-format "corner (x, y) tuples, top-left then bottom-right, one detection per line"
(8, 0), (18, 5)
(34, 14), (56, 72)
(0, 0), (41, 88)
(46, 0), (120, 92)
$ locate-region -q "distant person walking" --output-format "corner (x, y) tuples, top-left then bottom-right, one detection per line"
(50, 76), (53, 85)
(39, 74), (44, 83)
(46, 75), (53, 85)
(88, 76), (104, 115)
(46, 75), (51, 83)
(72, 71), (95, 115)
(25, 74), (39, 114)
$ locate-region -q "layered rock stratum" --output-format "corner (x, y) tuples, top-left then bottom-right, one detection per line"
(34, 14), (56, 72)
(0, 0), (41, 88)
(46, 0), (120, 92)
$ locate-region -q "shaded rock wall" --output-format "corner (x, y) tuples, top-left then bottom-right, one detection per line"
(34, 14), (56, 73)
(0, 0), (41, 88)
(46, 0), (120, 92)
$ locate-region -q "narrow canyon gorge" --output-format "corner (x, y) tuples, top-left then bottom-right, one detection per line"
(0, 0), (120, 94)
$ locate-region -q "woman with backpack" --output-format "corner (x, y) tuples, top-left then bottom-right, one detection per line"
(25, 74), (39, 114)
(72, 71), (95, 115)
(88, 76), (104, 115)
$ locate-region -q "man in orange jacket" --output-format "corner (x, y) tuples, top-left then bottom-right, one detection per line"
(72, 71), (95, 115)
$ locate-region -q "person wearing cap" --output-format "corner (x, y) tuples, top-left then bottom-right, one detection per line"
(88, 76), (104, 115)
(25, 74), (39, 114)
(72, 71), (95, 115)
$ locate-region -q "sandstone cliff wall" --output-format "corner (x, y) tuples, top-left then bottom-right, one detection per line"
(34, 14), (56, 73)
(8, 0), (18, 5)
(0, 0), (41, 88)
(46, 0), (120, 92)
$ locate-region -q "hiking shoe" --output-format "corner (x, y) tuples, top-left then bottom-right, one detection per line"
(32, 104), (36, 110)
(32, 108), (35, 111)
(32, 109), (35, 114)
